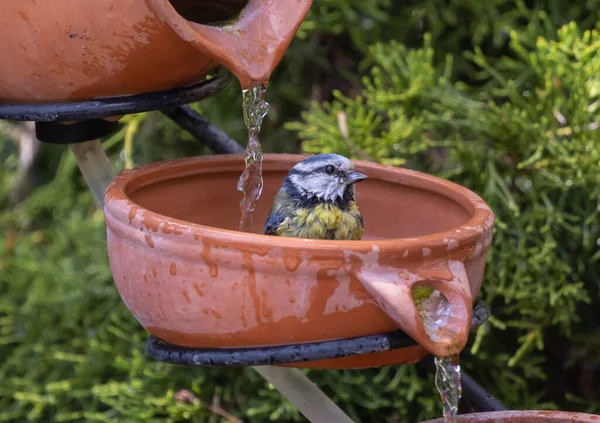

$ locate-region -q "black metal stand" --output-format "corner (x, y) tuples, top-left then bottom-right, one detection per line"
(145, 299), (505, 412)
(146, 330), (419, 367)
(0, 68), (236, 150)
(0, 69), (232, 122)
(162, 105), (244, 154)
(145, 299), (492, 363)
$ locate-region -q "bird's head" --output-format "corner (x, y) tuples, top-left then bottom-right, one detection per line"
(285, 154), (367, 202)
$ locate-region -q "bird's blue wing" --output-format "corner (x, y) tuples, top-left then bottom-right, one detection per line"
(264, 209), (286, 235)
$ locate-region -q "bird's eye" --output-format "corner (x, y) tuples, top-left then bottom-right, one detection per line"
(325, 165), (335, 174)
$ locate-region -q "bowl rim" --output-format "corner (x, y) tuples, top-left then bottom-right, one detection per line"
(420, 410), (600, 423)
(104, 153), (495, 254)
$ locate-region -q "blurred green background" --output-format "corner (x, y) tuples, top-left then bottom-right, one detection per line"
(1, 0), (599, 421)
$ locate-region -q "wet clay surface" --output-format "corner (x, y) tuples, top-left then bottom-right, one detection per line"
(104, 154), (495, 368)
(0, 0), (311, 102)
(421, 411), (600, 423)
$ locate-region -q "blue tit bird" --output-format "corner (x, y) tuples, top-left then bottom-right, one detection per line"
(264, 153), (367, 240)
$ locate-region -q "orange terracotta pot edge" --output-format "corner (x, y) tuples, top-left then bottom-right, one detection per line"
(421, 410), (599, 423)
(104, 153), (495, 255)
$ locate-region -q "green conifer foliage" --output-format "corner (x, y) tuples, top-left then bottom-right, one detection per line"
(1, 1), (599, 421)
(289, 21), (600, 415)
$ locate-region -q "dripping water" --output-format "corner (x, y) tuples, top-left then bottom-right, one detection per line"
(435, 354), (461, 423)
(414, 289), (462, 423)
(237, 84), (270, 231)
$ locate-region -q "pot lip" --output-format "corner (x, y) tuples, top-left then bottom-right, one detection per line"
(420, 410), (600, 423)
(104, 153), (495, 254)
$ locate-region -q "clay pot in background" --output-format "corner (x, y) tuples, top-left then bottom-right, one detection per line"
(103, 154), (495, 369)
(0, 0), (312, 103)
(421, 410), (599, 423)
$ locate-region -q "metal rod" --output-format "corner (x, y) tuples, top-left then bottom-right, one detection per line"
(70, 139), (115, 209)
(460, 370), (507, 412)
(71, 135), (355, 423)
(161, 105), (244, 154)
(145, 331), (418, 367)
(255, 366), (355, 423)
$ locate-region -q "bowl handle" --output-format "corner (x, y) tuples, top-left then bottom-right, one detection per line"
(356, 260), (473, 357)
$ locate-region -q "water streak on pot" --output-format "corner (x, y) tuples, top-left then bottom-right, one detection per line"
(200, 240), (219, 278)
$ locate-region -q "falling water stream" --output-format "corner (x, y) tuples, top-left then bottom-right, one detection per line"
(435, 354), (462, 423)
(237, 84), (270, 232)
(415, 288), (463, 423)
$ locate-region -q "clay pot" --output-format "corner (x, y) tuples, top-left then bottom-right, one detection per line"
(0, 0), (311, 103)
(421, 411), (599, 423)
(104, 154), (495, 368)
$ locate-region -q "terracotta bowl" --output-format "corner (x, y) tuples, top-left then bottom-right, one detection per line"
(104, 154), (495, 369)
(421, 411), (599, 423)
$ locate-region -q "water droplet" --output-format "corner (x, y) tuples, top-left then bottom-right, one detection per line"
(415, 289), (450, 342)
(238, 84), (270, 232)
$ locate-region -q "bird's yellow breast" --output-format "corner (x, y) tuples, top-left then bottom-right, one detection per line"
(276, 201), (363, 240)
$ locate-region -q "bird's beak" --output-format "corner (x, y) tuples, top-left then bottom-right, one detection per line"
(346, 171), (367, 184)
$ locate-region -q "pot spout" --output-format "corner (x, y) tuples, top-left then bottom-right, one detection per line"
(149, 0), (313, 88)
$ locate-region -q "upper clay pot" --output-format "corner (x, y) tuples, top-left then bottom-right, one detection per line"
(421, 411), (599, 423)
(0, 0), (311, 103)
(104, 154), (495, 368)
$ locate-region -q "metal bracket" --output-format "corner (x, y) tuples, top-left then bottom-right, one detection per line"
(0, 68), (232, 122)
(35, 120), (122, 145)
(161, 105), (244, 154)
(145, 300), (491, 367)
